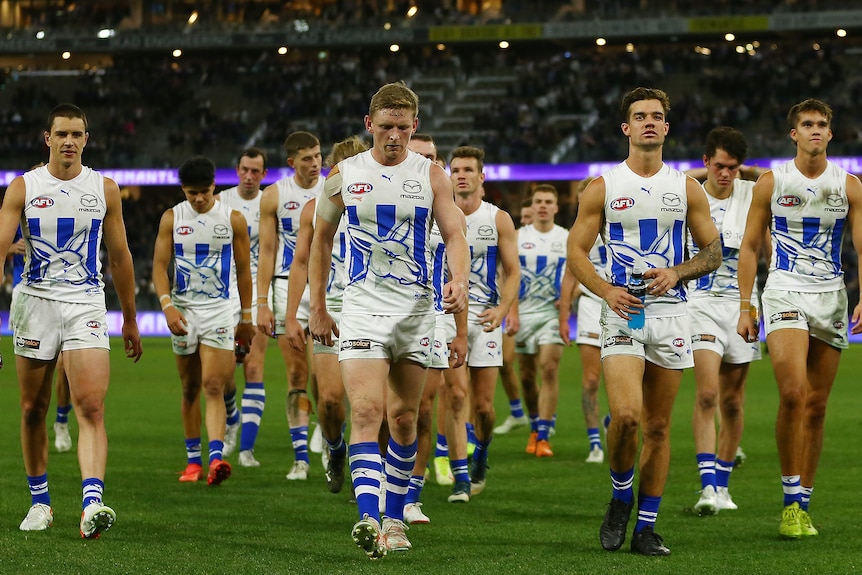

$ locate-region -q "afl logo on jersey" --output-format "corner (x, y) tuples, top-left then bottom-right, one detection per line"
(521, 242), (536, 249)
(672, 338), (685, 348)
(777, 195), (801, 207)
(86, 321), (101, 329)
(420, 337), (430, 347)
(176, 226), (194, 235)
(348, 183), (373, 195)
(610, 197), (635, 211)
(284, 201), (301, 210)
(31, 196), (54, 208)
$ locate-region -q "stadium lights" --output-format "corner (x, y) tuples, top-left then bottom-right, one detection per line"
(499, 41), (510, 49)
(837, 28), (847, 37)
(384, 22), (391, 30)
(35, 30), (45, 39)
(626, 43), (635, 52)
(406, 6), (418, 18)
(97, 28), (115, 39)
(725, 33), (735, 41)
(188, 11), (198, 25)
(61, 51), (71, 60)
(390, 44), (400, 52)
(596, 37), (607, 46)
(436, 43), (446, 51)
(278, 46), (288, 55)
(736, 45), (745, 54)
(173, 49), (182, 57)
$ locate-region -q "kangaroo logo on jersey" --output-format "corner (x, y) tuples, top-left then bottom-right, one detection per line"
(777, 195), (801, 207)
(610, 197), (634, 211)
(284, 201), (301, 210)
(31, 196), (54, 208)
(348, 183), (373, 195)
(349, 219), (424, 287)
(29, 229), (94, 285)
(175, 252), (229, 299)
(177, 226), (194, 235)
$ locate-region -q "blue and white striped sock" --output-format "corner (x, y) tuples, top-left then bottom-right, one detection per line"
(536, 419), (552, 442)
(349, 442), (382, 521)
(634, 494), (662, 533)
(185, 438), (202, 466)
(434, 433), (448, 458)
(696, 452), (717, 491)
(55, 405), (72, 424)
(610, 467), (635, 505)
(800, 486), (813, 511)
(239, 381), (265, 452)
(509, 399), (525, 419)
(290, 425), (310, 464)
(208, 439), (224, 464)
(82, 478), (104, 509)
(224, 390), (240, 426)
(782, 474), (802, 507)
(587, 427), (602, 450)
(715, 458), (734, 489)
(405, 475), (425, 505)
(384, 438), (417, 521)
(28, 473), (50, 506)
(450, 458), (469, 484)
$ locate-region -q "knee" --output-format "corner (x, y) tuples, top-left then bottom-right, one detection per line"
(805, 396), (828, 427)
(287, 364), (309, 389)
(696, 389), (719, 412)
(779, 387), (805, 411)
(317, 393), (343, 418)
(720, 394), (743, 420)
(21, 399), (50, 428)
(201, 377), (226, 398)
(581, 372), (600, 394)
(351, 401), (384, 430)
(642, 419), (671, 445)
(74, 396), (105, 424)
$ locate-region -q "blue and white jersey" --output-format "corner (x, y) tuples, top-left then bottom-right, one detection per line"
(428, 221), (448, 314)
(466, 201), (501, 322)
(10, 226), (25, 288)
(274, 175), (323, 278)
(339, 150), (435, 316)
(687, 179), (756, 300)
(602, 161), (689, 316)
(19, 165), (106, 303)
(581, 236), (608, 302)
(171, 200), (234, 309)
(766, 160), (849, 292)
(312, 199), (349, 312)
(517, 223), (568, 316)
(219, 186), (262, 278)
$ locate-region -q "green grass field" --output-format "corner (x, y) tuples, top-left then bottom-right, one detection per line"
(1, 336), (861, 575)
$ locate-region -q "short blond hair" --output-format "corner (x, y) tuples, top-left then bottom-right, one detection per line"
(369, 82), (419, 119)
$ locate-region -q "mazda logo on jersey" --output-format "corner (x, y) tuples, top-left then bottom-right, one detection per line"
(478, 225), (494, 237)
(31, 196), (54, 208)
(176, 226), (194, 235)
(81, 194), (99, 207)
(662, 194), (681, 207)
(348, 183), (373, 195)
(284, 201), (300, 210)
(402, 180), (422, 194)
(610, 197), (634, 210)
(777, 195), (801, 207)
(213, 224), (230, 236)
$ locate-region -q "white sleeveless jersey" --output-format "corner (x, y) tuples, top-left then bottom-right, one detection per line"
(687, 179), (756, 299)
(517, 223), (568, 315)
(171, 200), (235, 309)
(19, 165), (107, 303)
(274, 175), (323, 278)
(218, 186), (262, 278)
(312, 199), (349, 312)
(428, 221), (448, 314)
(602, 162), (689, 315)
(581, 236), (608, 302)
(466, 201), (501, 321)
(339, 150), (435, 316)
(766, 160), (849, 292)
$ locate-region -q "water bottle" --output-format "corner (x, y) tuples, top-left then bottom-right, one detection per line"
(627, 264), (646, 329)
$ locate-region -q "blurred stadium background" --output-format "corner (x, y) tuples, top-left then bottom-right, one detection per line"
(0, 0), (860, 313)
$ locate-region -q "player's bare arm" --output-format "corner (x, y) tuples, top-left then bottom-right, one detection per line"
(736, 171), (774, 341)
(845, 174), (862, 334)
(285, 199), (315, 351)
(308, 168), (344, 347)
(152, 209), (188, 337)
(231, 209), (256, 345)
(102, 177), (143, 361)
(255, 183), (279, 336)
(431, 164), (469, 315)
(479, 209), (520, 332)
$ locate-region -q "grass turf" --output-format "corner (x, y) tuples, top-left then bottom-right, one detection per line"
(0, 336), (861, 574)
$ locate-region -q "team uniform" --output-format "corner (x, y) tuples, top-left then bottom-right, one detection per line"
(168, 200), (236, 354)
(575, 237), (608, 347)
(761, 160), (850, 348)
(600, 162), (694, 369)
(465, 201), (504, 368)
(12, 165), (110, 360)
(219, 186), (262, 322)
(515, 223), (568, 353)
(687, 179), (762, 363)
(429, 221), (456, 369)
(271, 175), (324, 334)
(312, 202), (349, 355)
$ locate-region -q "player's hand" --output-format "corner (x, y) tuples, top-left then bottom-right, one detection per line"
(285, 318), (307, 352)
(504, 310), (519, 336)
(604, 286), (642, 320)
(309, 309), (339, 348)
(164, 306), (189, 336)
(642, 267), (680, 297)
(852, 303), (862, 335)
(256, 304), (276, 338)
(236, 322), (256, 348)
(442, 280), (468, 315)
(122, 320), (143, 362)
(558, 311), (571, 346)
(478, 306), (506, 333)
(448, 333), (467, 369)
(736, 310), (758, 343)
